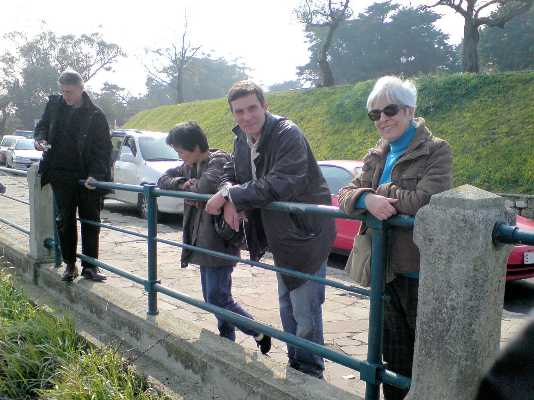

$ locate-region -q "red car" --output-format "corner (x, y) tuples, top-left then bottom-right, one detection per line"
(318, 160), (534, 281)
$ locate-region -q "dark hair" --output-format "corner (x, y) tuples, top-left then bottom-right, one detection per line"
(227, 80), (266, 111)
(166, 121), (209, 152)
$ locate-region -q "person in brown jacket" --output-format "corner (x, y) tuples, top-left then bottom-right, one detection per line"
(338, 76), (453, 400)
(157, 121), (271, 355)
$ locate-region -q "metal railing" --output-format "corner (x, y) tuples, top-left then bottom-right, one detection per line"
(73, 180), (412, 399)
(1, 171), (534, 399)
(0, 167), (30, 235)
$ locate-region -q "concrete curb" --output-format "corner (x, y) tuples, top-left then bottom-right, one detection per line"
(0, 235), (358, 400)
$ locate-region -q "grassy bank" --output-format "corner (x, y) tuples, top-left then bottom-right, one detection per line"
(0, 269), (167, 399)
(125, 71), (534, 194)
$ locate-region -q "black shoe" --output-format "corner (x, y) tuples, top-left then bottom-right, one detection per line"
(255, 334), (272, 355)
(62, 263), (78, 282)
(81, 267), (107, 282)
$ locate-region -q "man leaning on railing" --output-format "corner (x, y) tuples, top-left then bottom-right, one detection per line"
(206, 80), (335, 379)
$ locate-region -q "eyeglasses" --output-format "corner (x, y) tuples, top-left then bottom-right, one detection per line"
(367, 104), (403, 121)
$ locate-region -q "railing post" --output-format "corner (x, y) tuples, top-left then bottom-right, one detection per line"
(407, 185), (512, 400)
(52, 194), (62, 267)
(27, 163), (55, 264)
(144, 184), (159, 316)
(365, 217), (386, 400)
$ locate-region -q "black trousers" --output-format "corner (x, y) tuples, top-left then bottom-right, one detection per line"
(382, 275), (419, 400)
(51, 180), (101, 269)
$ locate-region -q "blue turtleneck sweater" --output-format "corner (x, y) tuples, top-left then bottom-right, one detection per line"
(356, 121), (419, 279)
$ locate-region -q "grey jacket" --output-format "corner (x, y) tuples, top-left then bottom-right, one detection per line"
(222, 112), (335, 290)
(158, 150), (238, 268)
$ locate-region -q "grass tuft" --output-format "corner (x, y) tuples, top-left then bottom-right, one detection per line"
(0, 271), (168, 399)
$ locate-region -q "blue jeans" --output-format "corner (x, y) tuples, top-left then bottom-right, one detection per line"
(200, 265), (257, 341)
(277, 262), (326, 378)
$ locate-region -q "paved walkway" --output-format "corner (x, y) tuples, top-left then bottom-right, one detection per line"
(0, 174), (531, 397)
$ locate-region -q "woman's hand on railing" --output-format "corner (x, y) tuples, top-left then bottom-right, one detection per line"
(364, 193), (398, 221)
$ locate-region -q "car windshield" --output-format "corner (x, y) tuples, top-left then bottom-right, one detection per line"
(2, 138), (16, 147)
(139, 136), (180, 161)
(14, 139), (36, 150)
(320, 165), (355, 195)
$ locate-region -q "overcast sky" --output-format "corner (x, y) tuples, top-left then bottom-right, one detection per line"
(1, 0), (465, 95)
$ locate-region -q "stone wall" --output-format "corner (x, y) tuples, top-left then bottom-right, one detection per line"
(499, 193), (534, 219)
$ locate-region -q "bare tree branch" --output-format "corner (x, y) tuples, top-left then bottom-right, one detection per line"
(474, 0), (500, 18)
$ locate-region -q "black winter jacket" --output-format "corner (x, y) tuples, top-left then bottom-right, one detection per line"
(222, 112), (335, 290)
(34, 92), (112, 188)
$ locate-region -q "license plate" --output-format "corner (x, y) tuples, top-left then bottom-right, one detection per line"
(525, 252), (534, 264)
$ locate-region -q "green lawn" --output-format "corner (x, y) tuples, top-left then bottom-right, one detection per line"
(125, 71), (534, 194)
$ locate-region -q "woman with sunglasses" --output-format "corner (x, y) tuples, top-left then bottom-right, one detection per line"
(338, 76), (452, 400)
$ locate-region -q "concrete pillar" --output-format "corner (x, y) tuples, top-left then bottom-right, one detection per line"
(407, 185), (513, 400)
(27, 163), (55, 263)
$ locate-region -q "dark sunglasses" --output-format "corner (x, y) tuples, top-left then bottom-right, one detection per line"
(368, 104), (403, 121)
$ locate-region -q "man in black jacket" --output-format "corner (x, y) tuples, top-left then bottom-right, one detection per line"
(34, 70), (111, 282)
(206, 81), (335, 378)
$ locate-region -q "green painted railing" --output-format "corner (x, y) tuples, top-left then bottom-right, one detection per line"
(75, 180), (413, 399)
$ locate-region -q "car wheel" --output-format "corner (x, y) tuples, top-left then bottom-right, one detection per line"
(137, 193), (161, 221)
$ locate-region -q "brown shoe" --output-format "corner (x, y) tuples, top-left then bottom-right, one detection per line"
(62, 263), (79, 282)
(81, 267), (107, 282)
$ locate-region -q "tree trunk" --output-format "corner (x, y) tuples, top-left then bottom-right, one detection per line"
(318, 55), (335, 87)
(318, 24), (338, 87)
(463, 20), (480, 73)
(176, 65), (185, 104)
(0, 114), (7, 134)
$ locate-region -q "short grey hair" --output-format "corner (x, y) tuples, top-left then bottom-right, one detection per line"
(366, 76), (417, 111)
(58, 70), (84, 87)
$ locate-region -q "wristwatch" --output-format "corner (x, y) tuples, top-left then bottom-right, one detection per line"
(220, 184), (231, 201)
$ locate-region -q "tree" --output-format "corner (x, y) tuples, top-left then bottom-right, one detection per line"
(143, 56), (248, 105)
(295, 0), (352, 87)
(145, 12), (201, 104)
(92, 83), (129, 128)
(298, 1), (458, 84)
(425, 0), (534, 73)
(0, 51), (18, 133)
(0, 29), (125, 129)
(479, 5), (534, 71)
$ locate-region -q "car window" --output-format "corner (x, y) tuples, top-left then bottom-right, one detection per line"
(120, 144), (133, 158)
(139, 136), (180, 161)
(320, 165), (354, 195)
(14, 139), (35, 150)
